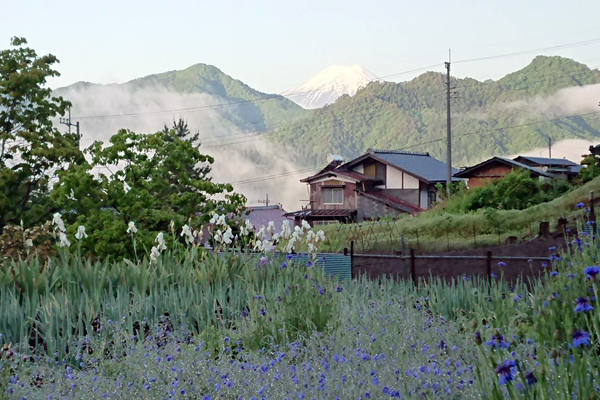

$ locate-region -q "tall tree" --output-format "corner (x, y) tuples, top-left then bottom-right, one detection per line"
(162, 117), (211, 181)
(52, 129), (246, 258)
(0, 37), (81, 232)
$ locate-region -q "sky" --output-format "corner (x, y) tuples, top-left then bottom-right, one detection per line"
(3, 0), (600, 93)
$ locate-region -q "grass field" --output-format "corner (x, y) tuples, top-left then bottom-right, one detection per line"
(1, 215), (600, 399)
(316, 176), (600, 253)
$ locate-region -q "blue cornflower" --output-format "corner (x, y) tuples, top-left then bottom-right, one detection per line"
(550, 271), (559, 277)
(306, 261), (313, 267)
(337, 287), (343, 292)
(526, 371), (537, 385)
(576, 202), (586, 209)
(280, 262), (287, 269)
(514, 294), (522, 303)
(574, 297), (594, 313)
(549, 246), (557, 251)
(498, 262), (506, 267)
(260, 308), (266, 316)
(573, 330), (591, 347)
(490, 272), (498, 279)
(495, 360), (517, 385)
(486, 333), (510, 349)
(585, 265), (600, 278)
(542, 262), (548, 268)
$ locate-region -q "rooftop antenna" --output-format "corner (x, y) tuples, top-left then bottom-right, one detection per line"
(258, 194), (270, 207)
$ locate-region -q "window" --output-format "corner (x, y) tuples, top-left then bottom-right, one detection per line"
(323, 187), (344, 204)
(427, 191), (436, 209)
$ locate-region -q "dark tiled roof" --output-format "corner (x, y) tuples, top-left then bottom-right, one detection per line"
(513, 156), (578, 167)
(358, 191), (423, 214)
(369, 149), (460, 183)
(454, 157), (552, 178)
(570, 165), (584, 174)
(285, 209), (356, 218)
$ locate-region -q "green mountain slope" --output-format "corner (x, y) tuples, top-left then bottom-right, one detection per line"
(274, 56), (600, 167)
(55, 63), (306, 133)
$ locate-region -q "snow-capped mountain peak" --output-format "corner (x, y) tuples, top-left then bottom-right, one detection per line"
(282, 65), (377, 109)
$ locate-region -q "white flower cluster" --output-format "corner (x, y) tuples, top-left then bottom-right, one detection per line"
(52, 213), (71, 248)
(127, 221), (138, 234)
(75, 225), (88, 240)
(150, 232), (167, 262)
(180, 224), (195, 245)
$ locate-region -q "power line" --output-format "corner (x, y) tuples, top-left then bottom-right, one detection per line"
(403, 110), (600, 150)
(228, 110), (600, 186)
(454, 38), (600, 64)
(229, 166), (324, 186)
(197, 66), (600, 146)
(71, 64), (444, 121)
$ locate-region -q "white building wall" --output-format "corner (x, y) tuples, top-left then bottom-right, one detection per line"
(403, 173), (420, 189)
(353, 165), (364, 174)
(386, 166), (420, 189)
(386, 166), (403, 189)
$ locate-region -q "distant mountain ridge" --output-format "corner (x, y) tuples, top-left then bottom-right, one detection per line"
(272, 56), (600, 167)
(54, 57), (600, 171)
(54, 63), (306, 134)
(282, 65), (377, 109)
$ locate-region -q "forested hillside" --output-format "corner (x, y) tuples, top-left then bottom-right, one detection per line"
(273, 56), (600, 166)
(55, 63), (306, 134)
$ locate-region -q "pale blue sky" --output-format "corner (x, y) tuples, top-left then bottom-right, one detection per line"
(3, 0), (600, 93)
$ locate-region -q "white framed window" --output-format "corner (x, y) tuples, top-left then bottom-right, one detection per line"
(323, 187), (344, 204)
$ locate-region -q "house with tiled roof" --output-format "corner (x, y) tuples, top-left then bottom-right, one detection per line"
(512, 156), (582, 180)
(287, 150), (458, 226)
(454, 155), (582, 188)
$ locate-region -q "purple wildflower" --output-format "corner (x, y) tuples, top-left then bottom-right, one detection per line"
(574, 297), (594, 313)
(495, 360), (517, 385)
(486, 332), (510, 349)
(526, 371), (537, 385)
(585, 265), (600, 278)
(573, 330), (591, 347)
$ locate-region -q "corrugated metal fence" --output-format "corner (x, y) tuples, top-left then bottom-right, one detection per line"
(216, 252), (352, 280)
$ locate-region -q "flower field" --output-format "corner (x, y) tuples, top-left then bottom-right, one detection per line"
(2, 214), (600, 399)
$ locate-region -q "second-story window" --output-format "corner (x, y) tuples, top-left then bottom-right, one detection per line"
(323, 187), (344, 204)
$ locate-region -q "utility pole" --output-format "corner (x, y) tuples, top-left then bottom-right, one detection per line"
(258, 194), (270, 207)
(445, 51), (452, 197)
(59, 107), (81, 139)
(548, 137), (552, 158)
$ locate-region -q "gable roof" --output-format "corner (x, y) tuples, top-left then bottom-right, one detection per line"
(357, 191), (423, 214)
(301, 169), (384, 184)
(513, 156), (578, 167)
(454, 156), (552, 178)
(344, 149), (460, 183)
